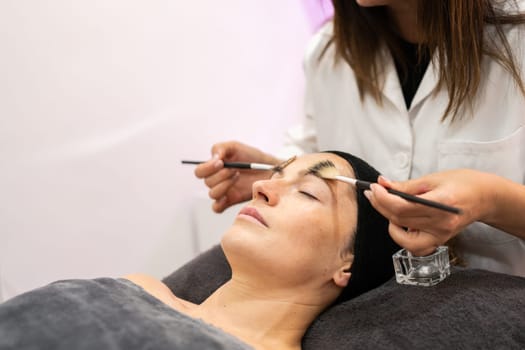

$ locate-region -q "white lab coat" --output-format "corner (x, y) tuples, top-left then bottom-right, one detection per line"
(283, 17), (525, 276)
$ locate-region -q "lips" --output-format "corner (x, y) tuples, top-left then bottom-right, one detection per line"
(238, 206), (268, 227)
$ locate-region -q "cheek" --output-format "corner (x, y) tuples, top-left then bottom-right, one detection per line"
(284, 205), (338, 248)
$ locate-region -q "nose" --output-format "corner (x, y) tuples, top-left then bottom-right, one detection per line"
(252, 179), (280, 206)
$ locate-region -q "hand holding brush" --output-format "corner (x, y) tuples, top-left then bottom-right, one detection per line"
(309, 160), (462, 214)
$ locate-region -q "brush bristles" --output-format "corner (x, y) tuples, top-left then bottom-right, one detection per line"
(312, 164), (340, 179)
(307, 160), (336, 177)
(307, 160), (358, 186)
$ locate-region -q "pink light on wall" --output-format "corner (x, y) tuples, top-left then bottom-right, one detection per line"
(302, 0), (334, 32)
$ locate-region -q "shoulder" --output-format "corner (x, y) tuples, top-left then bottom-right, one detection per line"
(483, 8), (525, 71)
(303, 21), (335, 72)
(306, 21), (333, 53)
(123, 273), (195, 311)
(493, 0), (525, 14)
(487, 0), (525, 40)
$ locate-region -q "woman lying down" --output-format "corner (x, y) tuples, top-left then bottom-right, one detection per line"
(0, 151), (400, 350)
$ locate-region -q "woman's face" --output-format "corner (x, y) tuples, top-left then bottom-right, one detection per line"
(221, 153), (358, 296)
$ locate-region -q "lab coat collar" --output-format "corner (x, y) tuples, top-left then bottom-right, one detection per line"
(381, 47), (406, 113)
(380, 47), (439, 113)
(410, 52), (439, 110)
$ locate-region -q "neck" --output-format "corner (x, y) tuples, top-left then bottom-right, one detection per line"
(387, 1), (421, 43)
(189, 278), (332, 350)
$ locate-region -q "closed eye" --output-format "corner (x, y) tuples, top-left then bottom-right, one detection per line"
(299, 191), (318, 200)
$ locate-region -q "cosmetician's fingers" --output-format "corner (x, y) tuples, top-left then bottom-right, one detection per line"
(370, 180), (450, 255)
(212, 193), (244, 213)
(211, 180), (253, 213)
(194, 155), (224, 179)
(367, 182), (461, 239)
(212, 140), (282, 165)
(204, 140), (280, 213)
(388, 223), (439, 257)
(380, 170), (487, 222)
(378, 172), (477, 219)
(204, 167), (238, 189)
(211, 141), (257, 163)
(373, 176), (456, 222)
(377, 175), (432, 196)
(371, 177), (471, 243)
(197, 140), (261, 185)
(211, 174), (264, 213)
(212, 197), (229, 213)
(365, 183), (428, 221)
(208, 171), (240, 200)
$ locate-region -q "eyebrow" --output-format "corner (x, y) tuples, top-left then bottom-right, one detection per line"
(272, 156), (297, 173)
(297, 159), (337, 192)
(270, 159), (335, 196)
(272, 158), (336, 184)
(305, 160), (336, 178)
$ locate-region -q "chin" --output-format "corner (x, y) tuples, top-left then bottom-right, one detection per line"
(220, 226), (273, 277)
(220, 226), (251, 263)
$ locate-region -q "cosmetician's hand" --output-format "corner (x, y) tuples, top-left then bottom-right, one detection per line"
(365, 169), (494, 256)
(194, 141), (281, 213)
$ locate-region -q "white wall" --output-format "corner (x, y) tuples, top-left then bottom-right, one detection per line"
(0, 0), (333, 301)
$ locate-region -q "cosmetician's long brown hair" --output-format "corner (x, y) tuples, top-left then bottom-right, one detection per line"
(329, 0), (525, 121)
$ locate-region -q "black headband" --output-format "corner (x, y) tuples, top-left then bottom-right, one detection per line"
(325, 151), (400, 302)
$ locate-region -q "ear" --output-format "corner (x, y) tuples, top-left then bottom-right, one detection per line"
(332, 257), (353, 288)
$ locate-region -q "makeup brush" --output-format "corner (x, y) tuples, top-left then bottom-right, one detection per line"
(182, 160), (274, 170)
(309, 161), (462, 214)
(181, 155), (297, 172)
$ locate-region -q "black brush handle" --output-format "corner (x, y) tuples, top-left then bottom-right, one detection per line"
(181, 160), (252, 169)
(181, 160), (202, 165)
(222, 162), (252, 169)
(355, 180), (462, 214)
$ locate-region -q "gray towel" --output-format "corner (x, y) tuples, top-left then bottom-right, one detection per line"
(304, 268), (525, 349)
(0, 278), (252, 350)
(164, 245), (525, 349)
